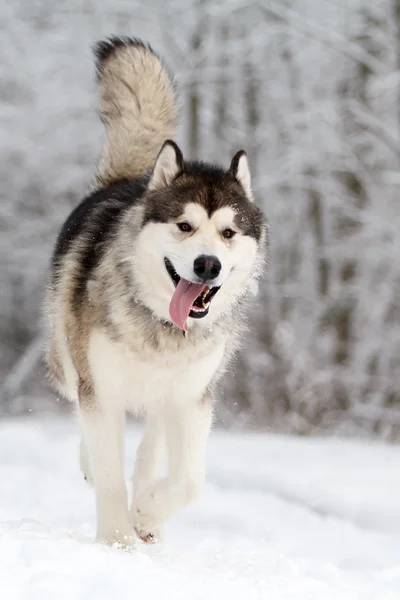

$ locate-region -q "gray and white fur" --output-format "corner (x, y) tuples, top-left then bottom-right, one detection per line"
(44, 36), (268, 547)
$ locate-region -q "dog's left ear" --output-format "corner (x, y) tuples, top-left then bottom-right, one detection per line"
(229, 150), (253, 202)
(148, 140), (184, 191)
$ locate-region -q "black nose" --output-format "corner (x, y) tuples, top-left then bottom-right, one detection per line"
(193, 255), (222, 281)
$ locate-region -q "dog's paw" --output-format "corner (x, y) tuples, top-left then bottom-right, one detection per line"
(82, 471), (94, 485)
(131, 503), (164, 544)
(134, 523), (164, 544)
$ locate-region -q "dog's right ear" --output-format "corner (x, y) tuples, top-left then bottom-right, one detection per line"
(148, 140), (184, 191)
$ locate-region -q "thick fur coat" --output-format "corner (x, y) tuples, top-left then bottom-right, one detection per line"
(44, 36), (268, 547)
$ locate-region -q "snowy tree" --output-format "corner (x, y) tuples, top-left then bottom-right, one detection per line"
(1, 0), (399, 439)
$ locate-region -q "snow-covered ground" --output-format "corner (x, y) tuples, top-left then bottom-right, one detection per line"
(0, 417), (399, 599)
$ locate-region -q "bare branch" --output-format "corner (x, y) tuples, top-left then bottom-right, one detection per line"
(256, 1), (387, 75)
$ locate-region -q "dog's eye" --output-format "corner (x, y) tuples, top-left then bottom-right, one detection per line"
(177, 222), (192, 233)
(222, 228), (236, 239)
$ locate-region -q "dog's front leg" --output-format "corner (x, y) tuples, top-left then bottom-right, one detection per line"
(131, 414), (165, 542)
(79, 392), (134, 548)
(134, 394), (212, 541)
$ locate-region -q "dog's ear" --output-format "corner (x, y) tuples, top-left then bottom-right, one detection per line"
(148, 140), (184, 191)
(229, 150), (253, 202)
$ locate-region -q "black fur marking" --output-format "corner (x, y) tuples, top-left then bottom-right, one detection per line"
(144, 161), (264, 240)
(51, 178), (148, 309)
(93, 36), (158, 80)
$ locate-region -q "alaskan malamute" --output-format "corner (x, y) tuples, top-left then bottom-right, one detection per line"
(44, 36), (268, 547)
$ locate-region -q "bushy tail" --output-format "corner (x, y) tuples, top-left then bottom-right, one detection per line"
(93, 36), (179, 187)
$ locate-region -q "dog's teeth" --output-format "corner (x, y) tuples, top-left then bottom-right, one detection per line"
(191, 304), (208, 313)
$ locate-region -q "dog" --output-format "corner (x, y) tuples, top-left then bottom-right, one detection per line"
(44, 36), (268, 547)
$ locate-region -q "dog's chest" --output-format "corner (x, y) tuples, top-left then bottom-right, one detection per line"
(88, 329), (225, 409)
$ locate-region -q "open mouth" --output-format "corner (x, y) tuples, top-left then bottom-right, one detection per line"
(164, 258), (220, 330)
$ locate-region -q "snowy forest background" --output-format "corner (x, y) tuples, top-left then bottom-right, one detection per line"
(1, 0), (400, 440)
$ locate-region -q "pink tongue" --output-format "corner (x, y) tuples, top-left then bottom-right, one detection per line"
(169, 278), (207, 332)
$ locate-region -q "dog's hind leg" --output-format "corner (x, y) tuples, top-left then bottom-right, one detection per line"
(131, 414), (165, 542)
(134, 394), (212, 541)
(79, 388), (134, 548)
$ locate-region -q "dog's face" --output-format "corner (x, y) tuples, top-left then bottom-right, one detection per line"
(132, 141), (267, 331)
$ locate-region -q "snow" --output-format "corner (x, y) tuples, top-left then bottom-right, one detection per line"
(0, 418), (399, 599)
